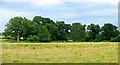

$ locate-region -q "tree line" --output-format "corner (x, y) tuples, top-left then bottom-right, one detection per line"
(2, 16), (120, 42)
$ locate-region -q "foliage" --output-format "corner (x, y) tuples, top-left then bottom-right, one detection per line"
(2, 32), (7, 37)
(33, 16), (55, 25)
(70, 23), (86, 41)
(3, 16), (120, 42)
(56, 21), (69, 41)
(45, 24), (60, 41)
(22, 17), (34, 40)
(101, 23), (119, 40)
(87, 24), (100, 41)
(4, 17), (24, 42)
(110, 36), (120, 42)
(101, 40), (110, 42)
(94, 34), (103, 42)
(37, 25), (51, 42)
(28, 35), (39, 42)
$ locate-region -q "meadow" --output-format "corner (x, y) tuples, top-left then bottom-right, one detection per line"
(2, 42), (118, 63)
(0, 36), (118, 63)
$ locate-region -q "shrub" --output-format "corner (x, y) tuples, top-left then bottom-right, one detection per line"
(38, 26), (51, 42)
(4, 37), (11, 39)
(101, 40), (110, 42)
(94, 34), (103, 42)
(28, 35), (39, 42)
(110, 36), (120, 42)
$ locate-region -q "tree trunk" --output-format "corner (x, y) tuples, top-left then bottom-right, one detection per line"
(17, 33), (20, 42)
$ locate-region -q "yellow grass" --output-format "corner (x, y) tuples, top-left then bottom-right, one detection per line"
(2, 42), (118, 63)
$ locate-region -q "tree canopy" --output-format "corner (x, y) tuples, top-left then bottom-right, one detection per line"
(4, 17), (24, 42)
(87, 24), (101, 41)
(70, 23), (86, 41)
(3, 16), (120, 42)
(101, 23), (119, 41)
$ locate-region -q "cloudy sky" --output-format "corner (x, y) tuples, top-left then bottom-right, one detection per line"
(0, 0), (119, 32)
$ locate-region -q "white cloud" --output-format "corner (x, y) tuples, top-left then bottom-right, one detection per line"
(0, 8), (32, 32)
(3, 0), (119, 6)
(2, 0), (62, 7)
(2, 0), (35, 2)
(48, 12), (79, 21)
(34, 0), (62, 7)
(0, 8), (30, 21)
(59, 13), (78, 18)
(0, 8), (30, 20)
(85, 9), (118, 16)
(62, 0), (119, 5)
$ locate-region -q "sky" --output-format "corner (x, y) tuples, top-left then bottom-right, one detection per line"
(0, 0), (119, 32)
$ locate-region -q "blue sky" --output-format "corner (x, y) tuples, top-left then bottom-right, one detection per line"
(0, 0), (119, 32)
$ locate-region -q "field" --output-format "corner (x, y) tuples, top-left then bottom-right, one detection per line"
(0, 36), (118, 63)
(2, 42), (118, 63)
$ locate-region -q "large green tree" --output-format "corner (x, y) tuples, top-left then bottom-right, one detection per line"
(101, 23), (119, 40)
(33, 16), (55, 25)
(22, 17), (33, 40)
(56, 21), (69, 41)
(87, 24), (100, 41)
(4, 17), (24, 42)
(38, 25), (51, 42)
(45, 24), (60, 41)
(70, 23), (86, 41)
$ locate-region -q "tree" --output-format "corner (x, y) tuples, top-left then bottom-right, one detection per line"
(94, 34), (103, 42)
(2, 32), (7, 37)
(45, 24), (60, 41)
(56, 21), (68, 41)
(110, 35), (120, 42)
(22, 17), (33, 40)
(87, 24), (100, 41)
(101, 23), (119, 40)
(4, 16), (120, 42)
(33, 16), (55, 25)
(70, 23), (86, 41)
(64, 24), (71, 40)
(38, 25), (51, 42)
(4, 17), (24, 42)
(85, 31), (89, 42)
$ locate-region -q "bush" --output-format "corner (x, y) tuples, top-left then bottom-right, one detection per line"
(94, 34), (103, 42)
(110, 36), (120, 42)
(101, 40), (110, 42)
(28, 35), (39, 42)
(38, 26), (51, 42)
(4, 37), (11, 39)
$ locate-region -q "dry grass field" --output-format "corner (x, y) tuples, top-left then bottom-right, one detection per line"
(2, 42), (118, 63)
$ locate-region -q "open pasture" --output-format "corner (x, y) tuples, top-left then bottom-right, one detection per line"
(2, 42), (118, 63)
